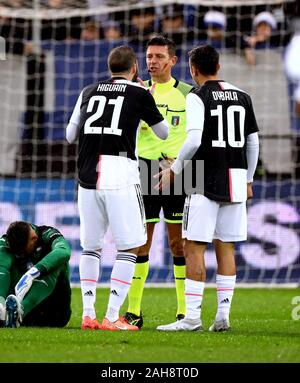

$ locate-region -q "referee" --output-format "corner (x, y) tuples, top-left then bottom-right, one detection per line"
(122, 36), (193, 328)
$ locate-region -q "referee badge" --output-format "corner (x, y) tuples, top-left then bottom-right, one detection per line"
(171, 116), (180, 126)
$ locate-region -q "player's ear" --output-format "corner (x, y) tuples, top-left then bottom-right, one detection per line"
(171, 55), (178, 67)
(131, 61), (138, 75)
(216, 63), (220, 73)
(190, 63), (197, 77)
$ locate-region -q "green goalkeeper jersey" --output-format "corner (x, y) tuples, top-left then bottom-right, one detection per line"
(0, 224), (71, 299)
(137, 77), (192, 160)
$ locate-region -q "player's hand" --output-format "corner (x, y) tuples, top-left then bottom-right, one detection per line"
(159, 155), (175, 170)
(15, 266), (40, 302)
(137, 77), (156, 95)
(154, 168), (175, 191)
(247, 183), (253, 199)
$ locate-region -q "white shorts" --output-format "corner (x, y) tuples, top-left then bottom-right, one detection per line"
(78, 184), (147, 251)
(182, 194), (247, 243)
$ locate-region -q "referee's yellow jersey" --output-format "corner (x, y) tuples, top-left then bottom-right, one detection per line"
(138, 78), (193, 160)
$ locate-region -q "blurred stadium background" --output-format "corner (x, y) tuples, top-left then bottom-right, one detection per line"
(0, 0), (299, 285)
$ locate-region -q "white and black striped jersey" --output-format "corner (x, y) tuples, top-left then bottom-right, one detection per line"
(188, 80), (259, 202)
(68, 77), (165, 189)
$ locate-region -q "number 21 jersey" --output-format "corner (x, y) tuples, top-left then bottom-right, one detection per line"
(70, 78), (164, 189)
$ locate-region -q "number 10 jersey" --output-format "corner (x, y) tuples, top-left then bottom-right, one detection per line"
(188, 80), (259, 202)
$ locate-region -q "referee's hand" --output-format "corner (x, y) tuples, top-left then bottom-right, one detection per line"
(154, 168), (175, 191)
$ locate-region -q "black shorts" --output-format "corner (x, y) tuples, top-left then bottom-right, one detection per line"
(139, 157), (185, 223)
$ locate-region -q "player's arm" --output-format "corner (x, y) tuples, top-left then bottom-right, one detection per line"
(140, 89), (169, 140)
(245, 95), (260, 199)
(150, 120), (169, 140)
(14, 228), (71, 301)
(171, 93), (204, 174)
(66, 91), (83, 143)
(0, 238), (13, 300)
(34, 227), (71, 275)
(246, 133), (259, 184)
(246, 132), (259, 199)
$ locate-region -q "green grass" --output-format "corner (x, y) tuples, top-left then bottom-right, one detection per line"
(1, 287), (300, 363)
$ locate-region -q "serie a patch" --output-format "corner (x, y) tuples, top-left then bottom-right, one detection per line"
(171, 116), (180, 126)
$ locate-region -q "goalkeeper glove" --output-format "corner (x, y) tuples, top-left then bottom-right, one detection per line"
(15, 266), (40, 302)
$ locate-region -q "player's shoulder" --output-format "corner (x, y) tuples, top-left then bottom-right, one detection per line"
(175, 79), (193, 96)
(114, 79), (147, 90)
(0, 236), (9, 250)
(199, 80), (253, 104)
(189, 84), (207, 100)
(39, 226), (64, 242)
(0, 236), (13, 260)
(115, 79), (152, 99)
(80, 82), (99, 100)
(219, 80), (250, 97)
(82, 81), (99, 94)
(222, 81), (254, 107)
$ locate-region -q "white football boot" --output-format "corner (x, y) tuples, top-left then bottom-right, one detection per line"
(157, 317), (203, 331)
(209, 318), (230, 332)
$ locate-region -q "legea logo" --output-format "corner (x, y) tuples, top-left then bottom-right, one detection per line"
(0, 37), (6, 60)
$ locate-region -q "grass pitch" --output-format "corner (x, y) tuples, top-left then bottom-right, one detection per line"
(1, 287), (300, 363)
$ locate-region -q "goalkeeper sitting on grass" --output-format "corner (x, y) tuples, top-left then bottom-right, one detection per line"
(0, 221), (72, 328)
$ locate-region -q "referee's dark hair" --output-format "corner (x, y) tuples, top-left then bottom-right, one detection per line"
(6, 221), (31, 257)
(108, 45), (137, 74)
(146, 35), (176, 57)
(188, 45), (219, 76)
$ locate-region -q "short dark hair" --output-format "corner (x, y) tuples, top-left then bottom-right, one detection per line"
(188, 45), (219, 76)
(6, 221), (31, 256)
(146, 35), (176, 57)
(108, 45), (137, 74)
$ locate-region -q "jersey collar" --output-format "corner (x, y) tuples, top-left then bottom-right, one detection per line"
(109, 76), (128, 82)
(148, 77), (178, 93)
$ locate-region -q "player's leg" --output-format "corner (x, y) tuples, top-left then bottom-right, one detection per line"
(209, 202), (247, 332)
(167, 175), (188, 320)
(5, 271), (63, 328)
(124, 192), (161, 327)
(102, 185), (146, 330)
(19, 267), (64, 325)
(157, 195), (218, 331)
(22, 271), (71, 327)
(166, 222), (186, 320)
(157, 239), (206, 331)
(78, 186), (106, 329)
(125, 221), (155, 324)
